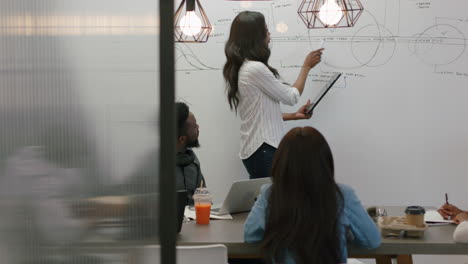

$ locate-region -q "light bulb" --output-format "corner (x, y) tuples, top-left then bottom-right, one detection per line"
(276, 22), (288, 33)
(318, 0), (343, 26)
(240, 1), (253, 9)
(180, 11), (202, 36)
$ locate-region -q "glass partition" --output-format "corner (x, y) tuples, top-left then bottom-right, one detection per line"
(0, 0), (164, 263)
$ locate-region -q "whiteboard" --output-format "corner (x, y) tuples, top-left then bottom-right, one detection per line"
(176, 0), (468, 208)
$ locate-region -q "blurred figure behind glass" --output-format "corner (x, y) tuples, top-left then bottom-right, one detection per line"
(0, 2), (99, 263)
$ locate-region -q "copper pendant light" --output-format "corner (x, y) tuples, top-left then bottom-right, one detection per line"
(298, 0), (364, 29)
(174, 0), (212, 42)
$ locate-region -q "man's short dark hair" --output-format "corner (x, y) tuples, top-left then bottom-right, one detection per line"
(176, 102), (189, 138)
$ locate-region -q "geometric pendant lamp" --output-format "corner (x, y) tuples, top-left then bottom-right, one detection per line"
(298, 0), (364, 29)
(174, 0), (212, 42)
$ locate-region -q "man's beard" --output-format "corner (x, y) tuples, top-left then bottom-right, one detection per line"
(186, 138), (200, 148)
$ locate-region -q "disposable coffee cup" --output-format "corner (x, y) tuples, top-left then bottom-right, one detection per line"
(193, 188), (212, 225)
(405, 206), (426, 227)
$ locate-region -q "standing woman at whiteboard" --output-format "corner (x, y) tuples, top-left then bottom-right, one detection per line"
(223, 11), (324, 179)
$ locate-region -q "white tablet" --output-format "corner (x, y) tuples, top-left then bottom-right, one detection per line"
(307, 73), (342, 114)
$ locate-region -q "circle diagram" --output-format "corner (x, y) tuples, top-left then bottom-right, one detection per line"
(412, 24), (466, 66)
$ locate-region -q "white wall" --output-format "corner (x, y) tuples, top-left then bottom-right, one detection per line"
(178, 0), (468, 208)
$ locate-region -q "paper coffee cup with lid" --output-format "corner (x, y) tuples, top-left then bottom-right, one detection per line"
(405, 206), (426, 227)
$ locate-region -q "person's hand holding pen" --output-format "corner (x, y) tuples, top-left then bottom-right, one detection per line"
(303, 48), (324, 70)
(438, 203), (464, 221)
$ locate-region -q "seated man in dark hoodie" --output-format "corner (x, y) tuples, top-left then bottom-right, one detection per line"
(107, 101), (206, 204)
(175, 101), (206, 205)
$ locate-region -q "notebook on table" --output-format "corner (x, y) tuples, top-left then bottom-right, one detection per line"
(424, 210), (455, 226)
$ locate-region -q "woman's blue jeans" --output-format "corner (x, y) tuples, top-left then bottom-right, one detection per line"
(242, 143), (276, 179)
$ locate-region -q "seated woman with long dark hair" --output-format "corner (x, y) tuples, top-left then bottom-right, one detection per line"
(244, 127), (381, 264)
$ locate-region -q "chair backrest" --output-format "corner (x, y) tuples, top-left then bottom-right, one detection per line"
(140, 244), (228, 264)
(176, 190), (188, 233)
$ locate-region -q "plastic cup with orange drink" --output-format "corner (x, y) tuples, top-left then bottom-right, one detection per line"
(193, 188), (212, 225)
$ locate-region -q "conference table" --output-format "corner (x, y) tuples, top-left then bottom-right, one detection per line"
(48, 206), (467, 264)
(178, 206), (468, 264)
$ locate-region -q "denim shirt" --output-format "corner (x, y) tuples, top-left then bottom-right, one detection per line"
(244, 183), (381, 264)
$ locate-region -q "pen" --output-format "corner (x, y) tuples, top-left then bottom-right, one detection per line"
(445, 193), (452, 220)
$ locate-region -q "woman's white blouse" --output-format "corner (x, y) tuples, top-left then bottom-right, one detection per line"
(237, 60), (300, 159)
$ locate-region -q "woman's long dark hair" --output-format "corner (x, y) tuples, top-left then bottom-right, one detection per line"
(223, 11), (279, 112)
(261, 127), (344, 264)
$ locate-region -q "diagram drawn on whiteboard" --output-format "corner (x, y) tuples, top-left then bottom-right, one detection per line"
(175, 0), (468, 80)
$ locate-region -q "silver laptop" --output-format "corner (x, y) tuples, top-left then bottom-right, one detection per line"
(211, 177), (271, 215)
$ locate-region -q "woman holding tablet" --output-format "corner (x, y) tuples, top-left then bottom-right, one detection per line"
(223, 11), (324, 179)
